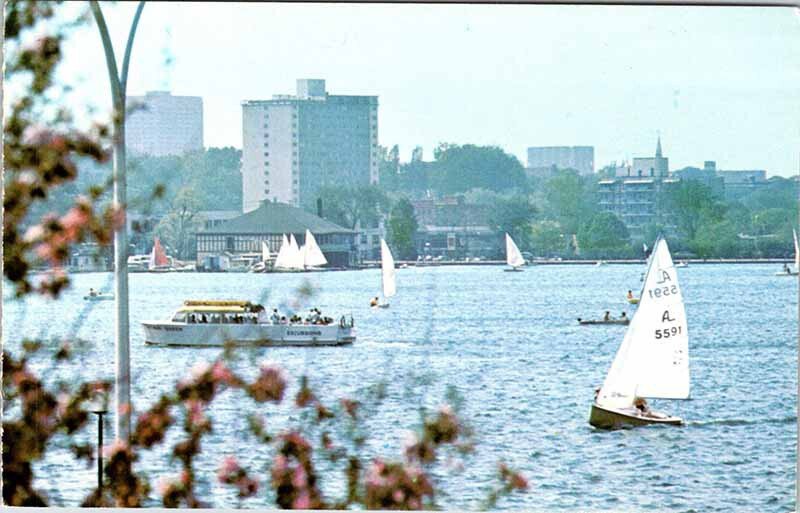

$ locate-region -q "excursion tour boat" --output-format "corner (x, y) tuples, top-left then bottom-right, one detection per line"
(590, 236), (690, 429)
(142, 300), (355, 347)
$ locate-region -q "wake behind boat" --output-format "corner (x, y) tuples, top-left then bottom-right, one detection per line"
(142, 300), (355, 347)
(589, 236), (690, 429)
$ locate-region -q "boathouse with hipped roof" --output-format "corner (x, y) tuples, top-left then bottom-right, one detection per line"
(195, 200), (357, 269)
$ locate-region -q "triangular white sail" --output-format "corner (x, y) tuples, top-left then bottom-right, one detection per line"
(288, 234), (305, 270)
(794, 229), (799, 270)
(597, 237), (690, 410)
(505, 233), (525, 268)
(273, 235), (293, 269)
(380, 239), (396, 299)
(261, 242), (271, 263)
(303, 230), (327, 268)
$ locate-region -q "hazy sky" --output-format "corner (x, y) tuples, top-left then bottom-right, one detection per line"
(44, 3), (800, 175)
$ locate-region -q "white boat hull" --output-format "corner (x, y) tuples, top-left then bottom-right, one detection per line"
(142, 321), (355, 347)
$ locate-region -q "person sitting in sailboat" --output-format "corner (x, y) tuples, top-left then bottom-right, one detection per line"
(783, 263), (791, 274)
(603, 311), (611, 322)
(627, 290), (634, 300)
(620, 312), (627, 321)
(88, 288), (97, 297)
(270, 309), (280, 324)
(633, 397), (652, 416)
(370, 297), (379, 307)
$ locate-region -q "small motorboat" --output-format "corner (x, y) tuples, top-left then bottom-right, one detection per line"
(84, 292), (114, 301)
(626, 297), (640, 305)
(577, 317), (629, 326)
(675, 261), (689, 268)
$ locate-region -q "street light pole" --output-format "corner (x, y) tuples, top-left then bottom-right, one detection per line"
(90, 1), (146, 443)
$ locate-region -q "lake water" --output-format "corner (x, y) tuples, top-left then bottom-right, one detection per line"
(3, 264), (796, 511)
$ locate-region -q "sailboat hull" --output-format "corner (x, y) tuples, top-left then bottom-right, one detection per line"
(589, 403), (683, 429)
(503, 267), (524, 272)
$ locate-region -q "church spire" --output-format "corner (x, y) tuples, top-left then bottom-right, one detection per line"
(655, 134), (663, 158)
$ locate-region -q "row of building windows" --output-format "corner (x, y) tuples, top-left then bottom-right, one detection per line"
(198, 233), (354, 253)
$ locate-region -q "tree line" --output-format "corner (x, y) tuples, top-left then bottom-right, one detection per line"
(131, 141), (797, 261)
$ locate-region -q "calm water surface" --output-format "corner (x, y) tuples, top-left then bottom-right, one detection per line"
(3, 264), (796, 511)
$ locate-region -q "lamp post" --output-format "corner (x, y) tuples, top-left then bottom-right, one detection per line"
(90, 387), (110, 491)
(90, 1), (146, 443)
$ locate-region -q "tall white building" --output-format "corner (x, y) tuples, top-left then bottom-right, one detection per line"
(241, 79), (379, 213)
(126, 91), (204, 157)
(527, 146), (595, 175)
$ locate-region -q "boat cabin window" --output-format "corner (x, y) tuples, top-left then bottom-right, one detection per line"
(172, 312), (187, 322)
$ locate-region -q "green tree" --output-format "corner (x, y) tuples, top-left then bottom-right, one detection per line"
(690, 219), (740, 258)
(577, 212), (631, 258)
(530, 220), (565, 257)
(665, 180), (724, 242)
(542, 170), (596, 234)
(387, 197), (418, 260)
(429, 143), (527, 194)
(155, 187), (201, 260)
(316, 185), (389, 230)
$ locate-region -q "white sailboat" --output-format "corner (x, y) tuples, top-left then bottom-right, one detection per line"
(250, 242), (272, 273)
(504, 233), (525, 272)
(590, 236), (689, 429)
(273, 235), (295, 270)
(776, 229), (799, 276)
(301, 229), (327, 270)
(373, 239), (396, 308)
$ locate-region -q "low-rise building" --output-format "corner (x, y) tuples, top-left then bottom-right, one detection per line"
(195, 200), (357, 269)
(717, 169), (767, 199)
(411, 196), (500, 259)
(68, 243), (111, 272)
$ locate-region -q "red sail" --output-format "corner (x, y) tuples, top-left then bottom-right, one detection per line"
(151, 237), (169, 267)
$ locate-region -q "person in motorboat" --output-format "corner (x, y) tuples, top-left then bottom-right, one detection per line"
(627, 290), (634, 300)
(270, 308), (280, 324)
(370, 297), (379, 307)
(603, 311), (611, 322)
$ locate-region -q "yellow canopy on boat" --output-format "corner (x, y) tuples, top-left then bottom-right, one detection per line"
(183, 300), (252, 307)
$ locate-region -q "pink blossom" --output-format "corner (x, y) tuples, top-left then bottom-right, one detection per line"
(102, 439), (128, 458)
(190, 361), (212, 380)
(156, 476), (174, 496)
(292, 490), (311, 509)
(393, 489), (406, 503)
(291, 465), (308, 488)
(211, 361), (235, 384)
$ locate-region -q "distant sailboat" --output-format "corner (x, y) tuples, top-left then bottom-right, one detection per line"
(148, 237), (171, 272)
(776, 229), (799, 276)
(273, 235), (295, 270)
(504, 233), (525, 272)
(250, 242), (272, 272)
(590, 236), (689, 429)
(301, 230), (327, 269)
(373, 239), (396, 308)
